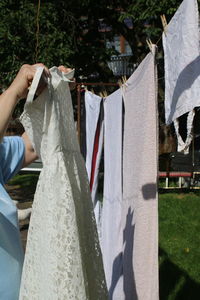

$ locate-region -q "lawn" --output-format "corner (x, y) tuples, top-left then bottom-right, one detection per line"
(9, 173), (39, 188)
(159, 192), (200, 300)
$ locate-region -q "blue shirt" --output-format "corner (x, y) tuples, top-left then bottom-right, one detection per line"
(0, 136), (25, 300)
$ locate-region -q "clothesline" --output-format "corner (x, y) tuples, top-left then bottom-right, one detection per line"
(75, 70), (165, 142)
(77, 82), (119, 86)
(76, 82), (119, 143)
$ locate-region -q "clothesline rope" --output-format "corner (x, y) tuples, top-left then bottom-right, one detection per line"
(35, 0), (41, 63)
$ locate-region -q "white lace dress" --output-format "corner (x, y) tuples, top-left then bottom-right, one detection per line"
(19, 67), (108, 300)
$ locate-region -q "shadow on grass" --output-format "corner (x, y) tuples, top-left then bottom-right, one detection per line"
(159, 248), (200, 300)
(159, 188), (194, 194)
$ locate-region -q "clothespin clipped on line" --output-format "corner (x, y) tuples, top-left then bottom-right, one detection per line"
(122, 76), (127, 85)
(91, 88), (94, 94)
(99, 90), (108, 98)
(118, 77), (127, 88)
(146, 38), (153, 52)
(118, 79), (123, 88)
(99, 92), (104, 98)
(103, 90), (108, 98)
(160, 14), (167, 34)
(81, 84), (88, 91)
(146, 39), (159, 63)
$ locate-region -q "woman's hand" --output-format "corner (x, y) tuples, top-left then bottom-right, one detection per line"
(8, 63), (50, 102)
(7, 64), (74, 103)
(58, 65), (76, 90)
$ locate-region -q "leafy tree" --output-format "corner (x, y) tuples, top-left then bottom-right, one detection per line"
(0, 0), (190, 89)
(0, 0), (76, 88)
(1, 0), (199, 118)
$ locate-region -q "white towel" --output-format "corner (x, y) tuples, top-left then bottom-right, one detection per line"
(85, 91), (102, 178)
(122, 45), (159, 300)
(163, 0), (200, 124)
(84, 91), (104, 235)
(101, 89), (123, 299)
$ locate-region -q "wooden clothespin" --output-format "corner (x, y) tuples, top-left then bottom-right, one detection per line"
(99, 90), (107, 98)
(103, 90), (108, 98)
(81, 84), (88, 91)
(160, 14), (167, 34)
(99, 92), (104, 98)
(122, 76), (127, 85)
(146, 38), (153, 52)
(118, 79), (123, 88)
(91, 88), (94, 94)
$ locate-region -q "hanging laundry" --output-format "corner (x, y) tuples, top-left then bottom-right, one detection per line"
(174, 110), (195, 154)
(163, 0), (200, 124)
(101, 89), (123, 299)
(122, 45), (159, 300)
(19, 67), (107, 300)
(85, 91), (102, 178)
(84, 91), (104, 236)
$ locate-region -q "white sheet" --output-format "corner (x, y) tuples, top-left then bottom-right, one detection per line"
(101, 89), (123, 299)
(122, 45), (159, 300)
(84, 91), (104, 235)
(163, 0), (200, 124)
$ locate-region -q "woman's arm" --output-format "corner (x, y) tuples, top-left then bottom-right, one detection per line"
(0, 64), (49, 141)
(0, 64), (73, 167)
(0, 87), (19, 140)
(21, 132), (38, 168)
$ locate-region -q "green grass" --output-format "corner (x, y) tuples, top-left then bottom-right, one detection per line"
(159, 192), (200, 299)
(8, 173), (39, 188)
(7, 174), (39, 201)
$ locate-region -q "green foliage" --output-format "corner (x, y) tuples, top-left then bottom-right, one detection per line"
(1, 0), (200, 92)
(0, 1), (33, 84)
(0, 0), (76, 88)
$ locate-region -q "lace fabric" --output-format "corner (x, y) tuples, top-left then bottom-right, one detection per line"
(19, 67), (108, 299)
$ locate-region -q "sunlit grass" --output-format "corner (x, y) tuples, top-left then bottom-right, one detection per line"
(159, 192), (200, 299)
(8, 174), (39, 188)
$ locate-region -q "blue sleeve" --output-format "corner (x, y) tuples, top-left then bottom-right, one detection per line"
(0, 136), (25, 184)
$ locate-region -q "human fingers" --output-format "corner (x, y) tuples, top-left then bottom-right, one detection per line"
(8, 64), (36, 101)
(58, 66), (75, 90)
(58, 65), (73, 73)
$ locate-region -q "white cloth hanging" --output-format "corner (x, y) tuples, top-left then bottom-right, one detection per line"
(19, 67), (107, 300)
(101, 89), (123, 299)
(163, 0), (200, 124)
(85, 91), (102, 178)
(174, 110), (195, 154)
(84, 91), (104, 236)
(122, 45), (159, 300)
